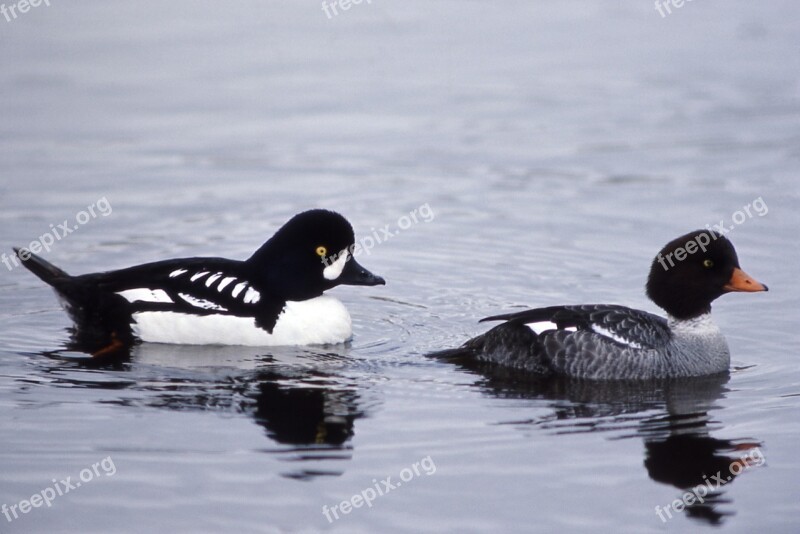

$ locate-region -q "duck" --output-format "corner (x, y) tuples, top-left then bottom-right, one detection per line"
(15, 209), (385, 350)
(436, 230), (767, 379)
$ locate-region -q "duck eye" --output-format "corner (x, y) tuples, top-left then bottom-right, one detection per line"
(315, 246), (327, 257)
(703, 259), (714, 268)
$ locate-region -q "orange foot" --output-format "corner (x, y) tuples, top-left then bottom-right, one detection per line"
(92, 333), (125, 358)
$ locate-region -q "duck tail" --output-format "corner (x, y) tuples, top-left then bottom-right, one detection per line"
(13, 247), (72, 286)
(14, 247), (135, 352)
(427, 344), (480, 364)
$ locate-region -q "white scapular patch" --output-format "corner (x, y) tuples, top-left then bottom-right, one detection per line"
(525, 321), (577, 335)
(323, 249), (349, 281)
(217, 276), (236, 291)
(117, 288), (173, 304)
(178, 293), (228, 311)
(169, 269), (187, 278)
(231, 281), (248, 298)
(131, 296), (352, 346)
(205, 273), (222, 287)
(591, 325), (644, 349)
(190, 271), (210, 282)
(243, 287), (260, 304)
(525, 321), (558, 334)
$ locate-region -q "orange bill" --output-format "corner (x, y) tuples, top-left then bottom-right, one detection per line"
(724, 267), (768, 292)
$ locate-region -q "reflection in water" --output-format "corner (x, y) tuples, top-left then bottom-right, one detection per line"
(38, 341), (373, 481)
(244, 367), (366, 481)
(250, 373), (360, 447)
(443, 357), (764, 526)
(640, 413), (762, 525)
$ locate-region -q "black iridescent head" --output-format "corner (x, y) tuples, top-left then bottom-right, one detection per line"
(646, 230), (767, 320)
(248, 209), (385, 300)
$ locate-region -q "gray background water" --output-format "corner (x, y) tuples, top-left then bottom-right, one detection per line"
(1, 1), (798, 532)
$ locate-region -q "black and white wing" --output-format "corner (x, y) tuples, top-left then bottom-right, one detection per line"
(481, 304), (672, 350)
(82, 258), (287, 333)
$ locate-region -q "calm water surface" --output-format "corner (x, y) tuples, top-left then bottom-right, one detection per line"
(1, 1), (799, 532)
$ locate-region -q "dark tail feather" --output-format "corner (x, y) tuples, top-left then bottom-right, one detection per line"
(427, 345), (479, 364)
(14, 248), (136, 351)
(428, 331), (487, 363)
(14, 247), (71, 286)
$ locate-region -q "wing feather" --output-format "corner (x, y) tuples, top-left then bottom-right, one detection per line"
(79, 258), (287, 333)
(480, 304), (671, 350)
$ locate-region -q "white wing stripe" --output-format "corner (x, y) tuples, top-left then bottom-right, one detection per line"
(217, 277), (236, 291)
(243, 287), (261, 304)
(169, 269), (187, 278)
(190, 271), (210, 282)
(591, 325), (644, 349)
(205, 273), (222, 287)
(231, 282), (248, 298)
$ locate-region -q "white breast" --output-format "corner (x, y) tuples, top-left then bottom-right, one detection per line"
(130, 296), (353, 346)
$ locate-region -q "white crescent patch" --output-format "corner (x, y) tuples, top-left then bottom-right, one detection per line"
(323, 249), (349, 281)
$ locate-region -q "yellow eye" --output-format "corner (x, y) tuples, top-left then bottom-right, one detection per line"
(315, 246), (327, 257)
(703, 259), (714, 268)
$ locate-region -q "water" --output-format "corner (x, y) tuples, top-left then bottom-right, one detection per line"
(1, 1), (799, 532)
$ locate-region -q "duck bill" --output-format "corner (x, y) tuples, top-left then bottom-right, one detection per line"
(724, 267), (768, 292)
(338, 257), (386, 286)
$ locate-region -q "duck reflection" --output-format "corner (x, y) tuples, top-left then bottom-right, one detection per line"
(249, 371), (359, 447)
(43, 342), (372, 480)
(445, 357), (763, 526)
(641, 412), (762, 525)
